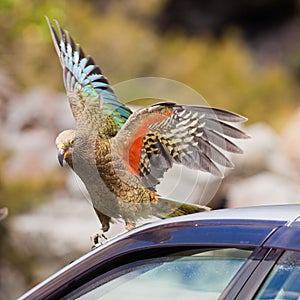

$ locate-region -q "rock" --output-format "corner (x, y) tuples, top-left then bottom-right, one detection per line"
(227, 171), (300, 208)
(0, 70), (15, 127)
(10, 195), (125, 285)
(11, 197), (99, 256)
(0, 88), (75, 179)
(282, 106), (300, 181)
(3, 87), (74, 133)
(233, 122), (297, 179)
(0, 207), (8, 221)
(0, 261), (27, 300)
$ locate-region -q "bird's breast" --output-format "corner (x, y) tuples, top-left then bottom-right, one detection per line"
(93, 139), (157, 204)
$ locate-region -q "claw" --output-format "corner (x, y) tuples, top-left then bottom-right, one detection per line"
(91, 231), (108, 249)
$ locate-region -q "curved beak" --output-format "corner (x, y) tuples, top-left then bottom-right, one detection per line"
(57, 148), (65, 167)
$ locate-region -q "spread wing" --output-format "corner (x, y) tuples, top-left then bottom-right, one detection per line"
(47, 18), (132, 129)
(115, 102), (249, 191)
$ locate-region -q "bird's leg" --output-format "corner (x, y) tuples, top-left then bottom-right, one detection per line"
(91, 230), (108, 249)
(91, 208), (111, 249)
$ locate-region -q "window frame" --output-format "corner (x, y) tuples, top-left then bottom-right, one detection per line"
(63, 246), (256, 300)
(227, 248), (284, 300)
(233, 225), (300, 299)
(253, 249), (300, 299)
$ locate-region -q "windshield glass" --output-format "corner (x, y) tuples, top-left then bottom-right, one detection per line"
(255, 250), (300, 299)
(67, 248), (252, 300)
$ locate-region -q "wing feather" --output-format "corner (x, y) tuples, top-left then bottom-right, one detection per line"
(115, 103), (249, 190)
(202, 129), (244, 153)
(46, 17), (132, 127)
(204, 118), (249, 139)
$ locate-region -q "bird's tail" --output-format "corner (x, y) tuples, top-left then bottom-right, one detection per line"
(152, 197), (210, 219)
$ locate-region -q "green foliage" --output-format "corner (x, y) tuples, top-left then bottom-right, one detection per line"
(153, 32), (297, 129)
(0, 149), (63, 216)
(291, 49), (300, 82)
(0, 0), (297, 128)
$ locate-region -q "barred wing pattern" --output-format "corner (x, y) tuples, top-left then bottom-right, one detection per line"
(47, 18), (132, 128)
(116, 103), (249, 191)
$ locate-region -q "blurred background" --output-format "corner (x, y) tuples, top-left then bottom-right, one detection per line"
(1, 0), (300, 298)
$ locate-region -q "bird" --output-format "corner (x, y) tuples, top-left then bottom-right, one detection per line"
(47, 18), (249, 243)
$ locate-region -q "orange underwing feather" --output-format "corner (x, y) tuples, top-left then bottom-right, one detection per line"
(128, 135), (144, 175)
(123, 109), (173, 175)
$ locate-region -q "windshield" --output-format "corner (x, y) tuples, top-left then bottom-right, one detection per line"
(65, 248), (252, 300)
(255, 250), (300, 299)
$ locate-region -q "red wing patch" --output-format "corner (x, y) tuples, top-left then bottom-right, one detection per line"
(122, 109), (173, 175)
(128, 134), (144, 175)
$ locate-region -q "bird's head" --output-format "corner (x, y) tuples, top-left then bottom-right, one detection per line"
(55, 129), (76, 167)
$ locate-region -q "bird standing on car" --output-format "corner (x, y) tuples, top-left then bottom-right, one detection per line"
(48, 19), (249, 241)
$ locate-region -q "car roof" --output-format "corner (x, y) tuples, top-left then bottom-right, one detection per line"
(18, 204), (300, 300)
(110, 204), (300, 243)
(173, 204), (300, 224)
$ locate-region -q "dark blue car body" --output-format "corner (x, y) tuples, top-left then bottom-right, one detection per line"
(18, 205), (300, 300)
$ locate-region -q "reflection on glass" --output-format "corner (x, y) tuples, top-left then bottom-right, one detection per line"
(71, 248), (252, 300)
(255, 251), (300, 299)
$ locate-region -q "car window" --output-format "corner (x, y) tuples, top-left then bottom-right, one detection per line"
(255, 250), (300, 299)
(65, 248), (252, 300)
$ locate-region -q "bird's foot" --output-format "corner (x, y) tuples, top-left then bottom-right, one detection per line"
(91, 231), (108, 249)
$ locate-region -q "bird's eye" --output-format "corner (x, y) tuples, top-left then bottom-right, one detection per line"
(69, 139), (74, 146)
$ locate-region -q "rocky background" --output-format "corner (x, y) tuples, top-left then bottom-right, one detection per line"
(1, 1), (300, 299)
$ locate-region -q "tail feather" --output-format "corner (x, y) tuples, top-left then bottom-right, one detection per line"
(152, 197), (210, 219)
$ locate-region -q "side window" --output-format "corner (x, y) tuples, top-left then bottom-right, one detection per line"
(65, 248), (252, 300)
(255, 250), (300, 299)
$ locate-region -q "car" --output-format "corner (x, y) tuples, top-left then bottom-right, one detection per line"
(18, 204), (300, 300)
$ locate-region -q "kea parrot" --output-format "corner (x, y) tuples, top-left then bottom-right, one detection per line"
(47, 19), (249, 243)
